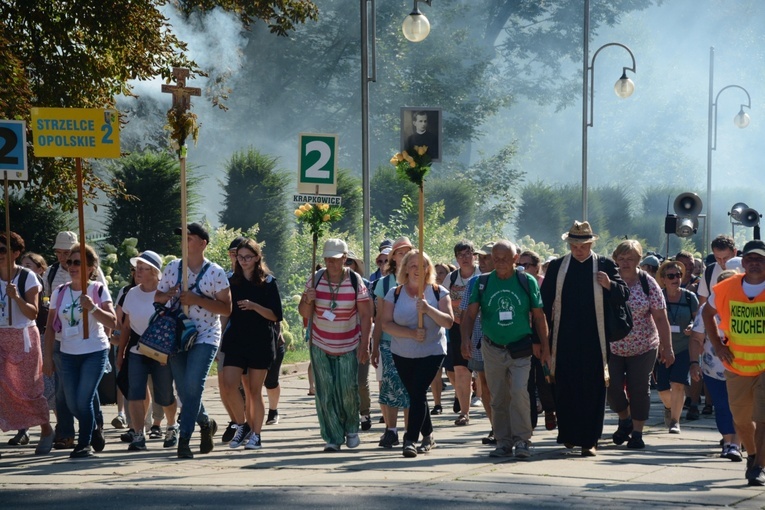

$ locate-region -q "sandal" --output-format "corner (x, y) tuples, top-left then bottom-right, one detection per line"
(454, 413), (469, 426)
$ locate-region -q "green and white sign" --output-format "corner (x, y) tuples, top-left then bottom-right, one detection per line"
(298, 133), (337, 195)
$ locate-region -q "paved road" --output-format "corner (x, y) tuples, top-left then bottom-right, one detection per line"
(1, 361), (764, 509)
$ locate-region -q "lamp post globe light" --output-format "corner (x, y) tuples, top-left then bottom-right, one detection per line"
(705, 46), (752, 250)
(402, 0), (432, 42)
(614, 72), (635, 98)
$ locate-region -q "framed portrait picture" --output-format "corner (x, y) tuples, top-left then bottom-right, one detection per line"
(400, 107), (442, 163)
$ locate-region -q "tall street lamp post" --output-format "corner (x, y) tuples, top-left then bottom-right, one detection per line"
(581, 0), (636, 221)
(361, 0), (376, 270)
(705, 46), (751, 251)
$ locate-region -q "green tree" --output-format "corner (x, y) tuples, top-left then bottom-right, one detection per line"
(105, 151), (202, 256)
(1, 193), (73, 260)
(218, 148), (290, 277)
(1, 0), (317, 208)
(334, 169), (363, 238)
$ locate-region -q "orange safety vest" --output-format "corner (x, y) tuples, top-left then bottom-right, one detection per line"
(714, 273), (765, 376)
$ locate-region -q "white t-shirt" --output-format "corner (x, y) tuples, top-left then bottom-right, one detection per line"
(0, 268), (42, 329)
(50, 282), (112, 355)
(43, 263), (108, 298)
(158, 259), (229, 347)
(698, 258), (742, 298)
(122, 285), (157, 355)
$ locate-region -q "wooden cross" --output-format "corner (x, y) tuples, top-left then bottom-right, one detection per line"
(161, 67), (201, 112)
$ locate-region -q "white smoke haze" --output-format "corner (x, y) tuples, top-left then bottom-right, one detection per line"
(105, 0), (764, 244)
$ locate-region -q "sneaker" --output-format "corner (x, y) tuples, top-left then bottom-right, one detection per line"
(245, 433), (262, 450)
(470, 394), (482, 407)
(70, 445), (94, 459)
(91, 426), (106, 452)
(663, 407), (671, 428)
(149, 425), (162, 439)
(417, 435), (436, 454)
(111, 415), (127, 429)
(128, 434), (147, 451)
(750, 467), (765, 487)
(489, 446), (513, 458)
(35, 433), (54, 455)
(346, 433), (360, 449)
(378, 429), (400, 448)
(668, 421), (681, 434)
(686, 405), (700, 421)
(266, 409), (280, 426)
(199, 419), (217, 454)
(53, 437), (75, 450)
(163, 425), (179, 448)
(229, 423), (252, 449)
(514, 440), (531, 459)
(360, 415), (371, 431)
(627, 435), (645, 449)
(120, 429), (137, 443)
(8, 430), (29, 446)
(323, 443), (341, 452)
(723, 444), (743, 462)
(482, 430), (497, 445)
(612, 422), (633, 446)
(430, 405), (443, 416)
(177, 437), (194, 459)
(222, 421), (238, 442)
(402, 440), (417, 458)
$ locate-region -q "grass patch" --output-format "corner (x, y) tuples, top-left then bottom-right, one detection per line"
(284, 348), (310, 366)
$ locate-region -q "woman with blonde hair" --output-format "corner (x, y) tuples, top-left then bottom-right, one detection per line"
(381, 249), (453, 457)
(608, 240), (673, 449)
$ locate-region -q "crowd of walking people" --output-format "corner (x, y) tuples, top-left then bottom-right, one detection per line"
(2, 221), (765, 487)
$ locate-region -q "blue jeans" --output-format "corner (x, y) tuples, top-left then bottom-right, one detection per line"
(53, 342), (103, 439)
(170, 343), (217, 439)
(57, 349), (108, 448)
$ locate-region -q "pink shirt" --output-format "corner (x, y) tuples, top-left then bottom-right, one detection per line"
(609, 273), (666, 357)
(306, 270), (369, 355)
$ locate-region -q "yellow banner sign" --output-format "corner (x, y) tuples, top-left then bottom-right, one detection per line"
(31, 108), (120, 158)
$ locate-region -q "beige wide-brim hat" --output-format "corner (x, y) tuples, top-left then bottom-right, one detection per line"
(561, 220), (599, 244)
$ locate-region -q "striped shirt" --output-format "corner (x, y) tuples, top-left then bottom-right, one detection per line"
(306, 269), (370, 355)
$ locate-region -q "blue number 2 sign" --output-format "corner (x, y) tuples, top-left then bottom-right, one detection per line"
(0, 120), (28, 181)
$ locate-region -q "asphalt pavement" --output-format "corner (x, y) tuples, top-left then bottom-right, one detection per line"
(1, 361), (764, 509)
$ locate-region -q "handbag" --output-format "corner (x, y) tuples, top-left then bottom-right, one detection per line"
(138, 301), (198, 363)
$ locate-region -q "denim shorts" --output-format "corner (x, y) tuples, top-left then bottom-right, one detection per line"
(655, 349), (691, 391)
(127, 351), (176, 406)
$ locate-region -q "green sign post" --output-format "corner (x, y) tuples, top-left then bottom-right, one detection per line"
(298, 133), (337, 195)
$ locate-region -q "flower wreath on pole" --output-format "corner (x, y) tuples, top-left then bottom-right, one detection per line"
(294, 203), (345, 283)
(391, 145), (432, 327)
(391, 145), (432, 186)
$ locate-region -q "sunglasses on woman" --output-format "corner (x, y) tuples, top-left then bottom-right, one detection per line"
(66, 259), (83, 267)
(664, 273), (681, 280)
